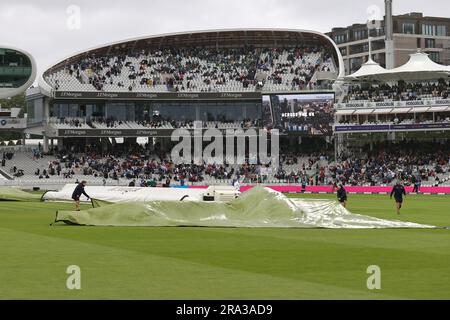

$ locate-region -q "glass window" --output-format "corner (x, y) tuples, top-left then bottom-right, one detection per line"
(27, 98), (43, 124)
(334, 34), (347, 44)
(27, 101), (35, 122)
(353, 30), (367, 41)
(105, 102), (136, 121)
(437, 25), (447, 36)
(148, 100), (261, 123)
(69, 104), (79, 117)
(429, 52), (440, 63)
(402, 23), (415, 34)
(61, 104), (69, 118)
(422, 24), (437, 36)
(425, 39), (435, 48)
(350, 57), (363, 73)
(0, 48), (32, 88)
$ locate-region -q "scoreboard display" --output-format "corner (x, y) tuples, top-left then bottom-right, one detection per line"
(262, 93), (335, 135)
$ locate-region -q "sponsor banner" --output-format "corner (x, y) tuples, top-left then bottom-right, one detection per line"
(404, 100), (425, 106)
(335, 125), (390, 132)
(434, 99), (450, 105)
(57, 127), (266, 137)
(334, 123), (450, 132)
(0, 118), (27, 128)
(342, 103), (365, 108)
(189, 185), (450, 194)
(374, 101), (395, 107)
(54, 91), (261, 100)
(58, 128), (172, 137)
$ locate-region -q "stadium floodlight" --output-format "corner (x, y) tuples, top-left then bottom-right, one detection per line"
(0, 45), (36, 99)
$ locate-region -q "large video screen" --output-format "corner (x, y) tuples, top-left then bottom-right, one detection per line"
(262, 93), (335, 135)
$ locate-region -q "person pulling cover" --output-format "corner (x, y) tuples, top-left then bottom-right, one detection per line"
(336, 184), (347, 208)
(72, 180), (90, 211)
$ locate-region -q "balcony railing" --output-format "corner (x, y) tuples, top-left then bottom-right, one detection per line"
(336, 97), (450, 109)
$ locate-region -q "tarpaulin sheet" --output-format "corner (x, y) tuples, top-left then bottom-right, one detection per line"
(54, 187), (435, 229)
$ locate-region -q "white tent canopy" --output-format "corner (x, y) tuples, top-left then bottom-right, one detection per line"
(345, 52), (450, 82)
(344, 58), (387, 82)
(381, 52), (450, 81)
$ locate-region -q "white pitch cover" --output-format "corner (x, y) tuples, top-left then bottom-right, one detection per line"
(43, 184), (206, 203)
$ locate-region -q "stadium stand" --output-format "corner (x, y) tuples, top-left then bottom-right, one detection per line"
(44, 46), (336, 93)
(335, 78), (450, 129)
(1, 139), (449, 189)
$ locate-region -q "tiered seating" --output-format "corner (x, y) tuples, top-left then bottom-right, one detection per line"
(92, 121), (132, 129)
(48, 117), (91, 129)
(46, 70), (96, 92)
(344, 81), (450, 103)
(44, 46), (333, 93)
(2, 143), (449, 188)
(2, 152), (55, 176)
(49, 119), (258, 130)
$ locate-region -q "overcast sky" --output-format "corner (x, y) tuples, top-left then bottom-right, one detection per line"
(1, 0), (449, 77)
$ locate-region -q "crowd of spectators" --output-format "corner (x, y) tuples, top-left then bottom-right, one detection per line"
(60, 118), (84, 127)
(236, 141), (449, 187)
(344, 80), (450, 103)
(1, 151), (14, 168)
(50, 147), (237, 185)
(321, 141), (448, 186)
(55, 45), (334, 93)
(1, 151), (25, 178)
(2, 151), (13, 161)
(51, 115), (262, 130)
(1, 152), (25, 177)
(9, 137), (449, 188)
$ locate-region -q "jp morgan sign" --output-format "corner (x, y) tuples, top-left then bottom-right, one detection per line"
(135, 93), (158, 99)
(136, 130), (159, 136)
(58, 129), (173, 137)
(54, 91), (261, 100)
(57, 92), (84, 98)
(62, 129), (88, 136)
(176, 93), (200, 99)
(100, 130), (123, 136)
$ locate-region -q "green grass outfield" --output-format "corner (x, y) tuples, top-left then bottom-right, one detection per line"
(0, 193), (449, 299)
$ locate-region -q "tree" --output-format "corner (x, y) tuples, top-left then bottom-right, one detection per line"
(0, 93), (26, 114)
